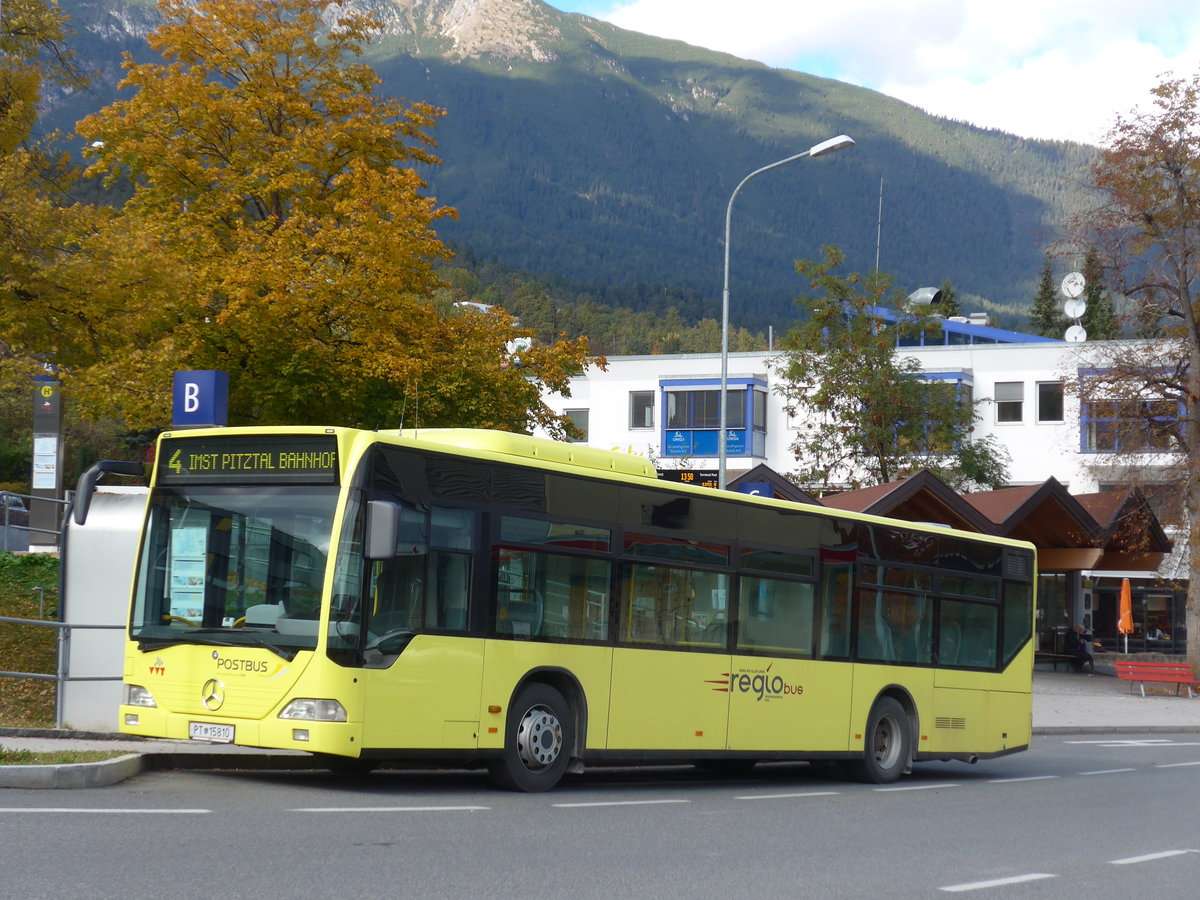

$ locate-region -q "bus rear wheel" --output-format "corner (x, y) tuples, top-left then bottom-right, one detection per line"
(848, 697), (910, 784)
(489, 683), (573, 792)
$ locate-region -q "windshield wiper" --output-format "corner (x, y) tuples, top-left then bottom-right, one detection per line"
(137, 632), (237, 652)
(138, 628), (297, 660)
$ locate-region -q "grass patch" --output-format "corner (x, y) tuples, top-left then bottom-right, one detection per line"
(0, 747), (128, 766)
(0, 553), (60, 728)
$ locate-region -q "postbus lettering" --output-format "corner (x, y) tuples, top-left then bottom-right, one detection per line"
(215, 657), (269, 673)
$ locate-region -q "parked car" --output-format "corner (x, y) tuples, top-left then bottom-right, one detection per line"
(0, 491), (29, 528)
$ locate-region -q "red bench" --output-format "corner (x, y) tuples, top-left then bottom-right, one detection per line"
(1114, 659), (1200, 698)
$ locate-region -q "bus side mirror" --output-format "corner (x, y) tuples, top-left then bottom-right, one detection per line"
(365, 500), (400, 560)
(73, 460), (147, 526)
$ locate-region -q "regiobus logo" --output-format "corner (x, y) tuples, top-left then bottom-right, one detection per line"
(706, 663), (803, 701)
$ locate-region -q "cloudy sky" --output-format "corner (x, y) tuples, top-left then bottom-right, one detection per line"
(547, 0), (1200, 145)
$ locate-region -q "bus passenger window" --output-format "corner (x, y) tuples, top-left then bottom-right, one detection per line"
(367, 503), (473, 640)
(495, 549), (610, 641)
(622, 564), (726, 648)
(942, 599), (998, 668)
(737, 577), (814, 656)
(819, 564), (851, 658)
(856, 590), (931, 664)
(496, 549), (543, 638)
(1002, 582), (1033, 665)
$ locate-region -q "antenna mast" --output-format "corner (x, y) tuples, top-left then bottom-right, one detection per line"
(875, 177), (884, 271)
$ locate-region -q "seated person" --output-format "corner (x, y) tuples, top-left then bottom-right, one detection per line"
(1067, 624), (1093, 672)
(1146, 624), (1169, 641)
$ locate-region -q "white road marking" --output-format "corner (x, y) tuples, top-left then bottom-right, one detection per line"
(1065, 739), (1174, 745)
(0, 808), (210, 814)
(874, 783), (959, 792)
(552, 799), (691, 808)
(1080, 768), (1136, 775)
(290, 811), (487, 816)
(1065, 739), (1200, 747)
(1109, 849), (1198, 865)
(1155, 760), (1200, 768)
(940, 873), (1055, 892)
(735, 791), (840, 800)
(988, 775), (1058, 784)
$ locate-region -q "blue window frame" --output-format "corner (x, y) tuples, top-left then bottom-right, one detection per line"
(660, 377), (768, 458)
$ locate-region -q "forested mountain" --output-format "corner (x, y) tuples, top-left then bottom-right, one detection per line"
(43, 0), (1098, 329)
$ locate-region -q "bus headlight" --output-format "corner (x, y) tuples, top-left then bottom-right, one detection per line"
(279, 699), (347, 722)
(125, 684), (157, 708)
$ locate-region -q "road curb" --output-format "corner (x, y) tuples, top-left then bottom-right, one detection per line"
(1033, 724), (1200, 735)
(0, 753), (144, 789)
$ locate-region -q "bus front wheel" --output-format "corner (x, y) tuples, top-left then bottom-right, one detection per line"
(489, 683), (573, 792)
(848, 696), (910, 784)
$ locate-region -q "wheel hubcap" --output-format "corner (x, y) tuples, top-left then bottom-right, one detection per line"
(515, 704), (562, 770)
(873, 714), (903, 769)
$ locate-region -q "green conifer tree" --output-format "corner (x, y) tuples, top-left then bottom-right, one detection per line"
(938, 279), (963, 317)
(1028, 254), (1062, 337)
(1080, 246), (1118, 339)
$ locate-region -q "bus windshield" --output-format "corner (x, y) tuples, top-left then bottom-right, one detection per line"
(130, 485), (340, 658)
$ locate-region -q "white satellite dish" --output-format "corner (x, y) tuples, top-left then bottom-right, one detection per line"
(1065, 324), (1087, 342)
(1061, 272), (1086, 299)
(1063, 298), (1087, 319)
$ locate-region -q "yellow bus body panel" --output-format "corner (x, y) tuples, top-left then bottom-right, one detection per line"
(726, 657), (853, 751)
(607, 648), (732, 750)
(359, 635), (485, 750)
(929, 646), (1034, 754)
(477, 640), (615, 750)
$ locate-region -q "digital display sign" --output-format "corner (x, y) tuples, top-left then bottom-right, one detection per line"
(656, 469), (720, 489)
(157, 435), (340, 485)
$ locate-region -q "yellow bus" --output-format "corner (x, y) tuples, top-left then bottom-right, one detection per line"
(101, 426), (1035, 791)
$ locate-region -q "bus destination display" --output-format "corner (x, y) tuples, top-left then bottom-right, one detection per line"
(157, 435), (340, 485)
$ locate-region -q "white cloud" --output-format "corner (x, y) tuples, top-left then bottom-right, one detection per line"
(553, 0), (1200, 143)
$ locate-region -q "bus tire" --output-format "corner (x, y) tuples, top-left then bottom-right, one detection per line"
(489, 683), (573, 792)
(848, 696), (910, 784)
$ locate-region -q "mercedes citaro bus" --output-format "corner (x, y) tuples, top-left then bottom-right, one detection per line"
(82, 426), (1035, 791)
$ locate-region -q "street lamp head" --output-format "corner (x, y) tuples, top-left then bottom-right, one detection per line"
(808, 134), (855, 157)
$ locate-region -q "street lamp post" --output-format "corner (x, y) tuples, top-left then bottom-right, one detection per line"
(718, 134), (855, 489)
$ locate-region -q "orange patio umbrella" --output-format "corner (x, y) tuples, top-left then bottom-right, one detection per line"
(1118, 578), (1134, 653)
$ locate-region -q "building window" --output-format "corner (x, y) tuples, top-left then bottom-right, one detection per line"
(1081, 399), (1180, 453)
(753, 388), (767, 431)
(629, 391), (654, 429)
(565, 409), (589, 442)
(995, 382), (1024, 423)
(1037, 381), (1064, 422)
(666, 389), (744, 429)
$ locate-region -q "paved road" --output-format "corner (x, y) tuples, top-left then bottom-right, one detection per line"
(1, 733), (1199, 898)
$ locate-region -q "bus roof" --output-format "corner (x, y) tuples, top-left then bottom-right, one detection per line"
(390, 428), (659, 480)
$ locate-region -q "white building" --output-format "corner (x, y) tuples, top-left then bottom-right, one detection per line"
(536, 322), (1185, 658)
(539, 330), (1146, 494)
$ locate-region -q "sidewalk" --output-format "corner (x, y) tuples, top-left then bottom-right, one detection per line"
(3, 666), (1199, 788)
(1032, 664), (1200, 731)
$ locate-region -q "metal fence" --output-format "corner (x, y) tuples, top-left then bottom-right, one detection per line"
(0, 615), (123, 729)
(1, 491), (66, 553)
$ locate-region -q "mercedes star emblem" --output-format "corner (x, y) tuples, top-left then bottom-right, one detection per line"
(202, 678), (225, 711)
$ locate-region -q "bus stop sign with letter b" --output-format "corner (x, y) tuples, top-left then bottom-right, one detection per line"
(173, 371), (229, 428)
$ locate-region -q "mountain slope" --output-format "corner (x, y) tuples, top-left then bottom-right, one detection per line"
(46, 0), (1097, 326)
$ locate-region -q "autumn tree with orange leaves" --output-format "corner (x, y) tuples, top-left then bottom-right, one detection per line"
(3, 0), (592, 436)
